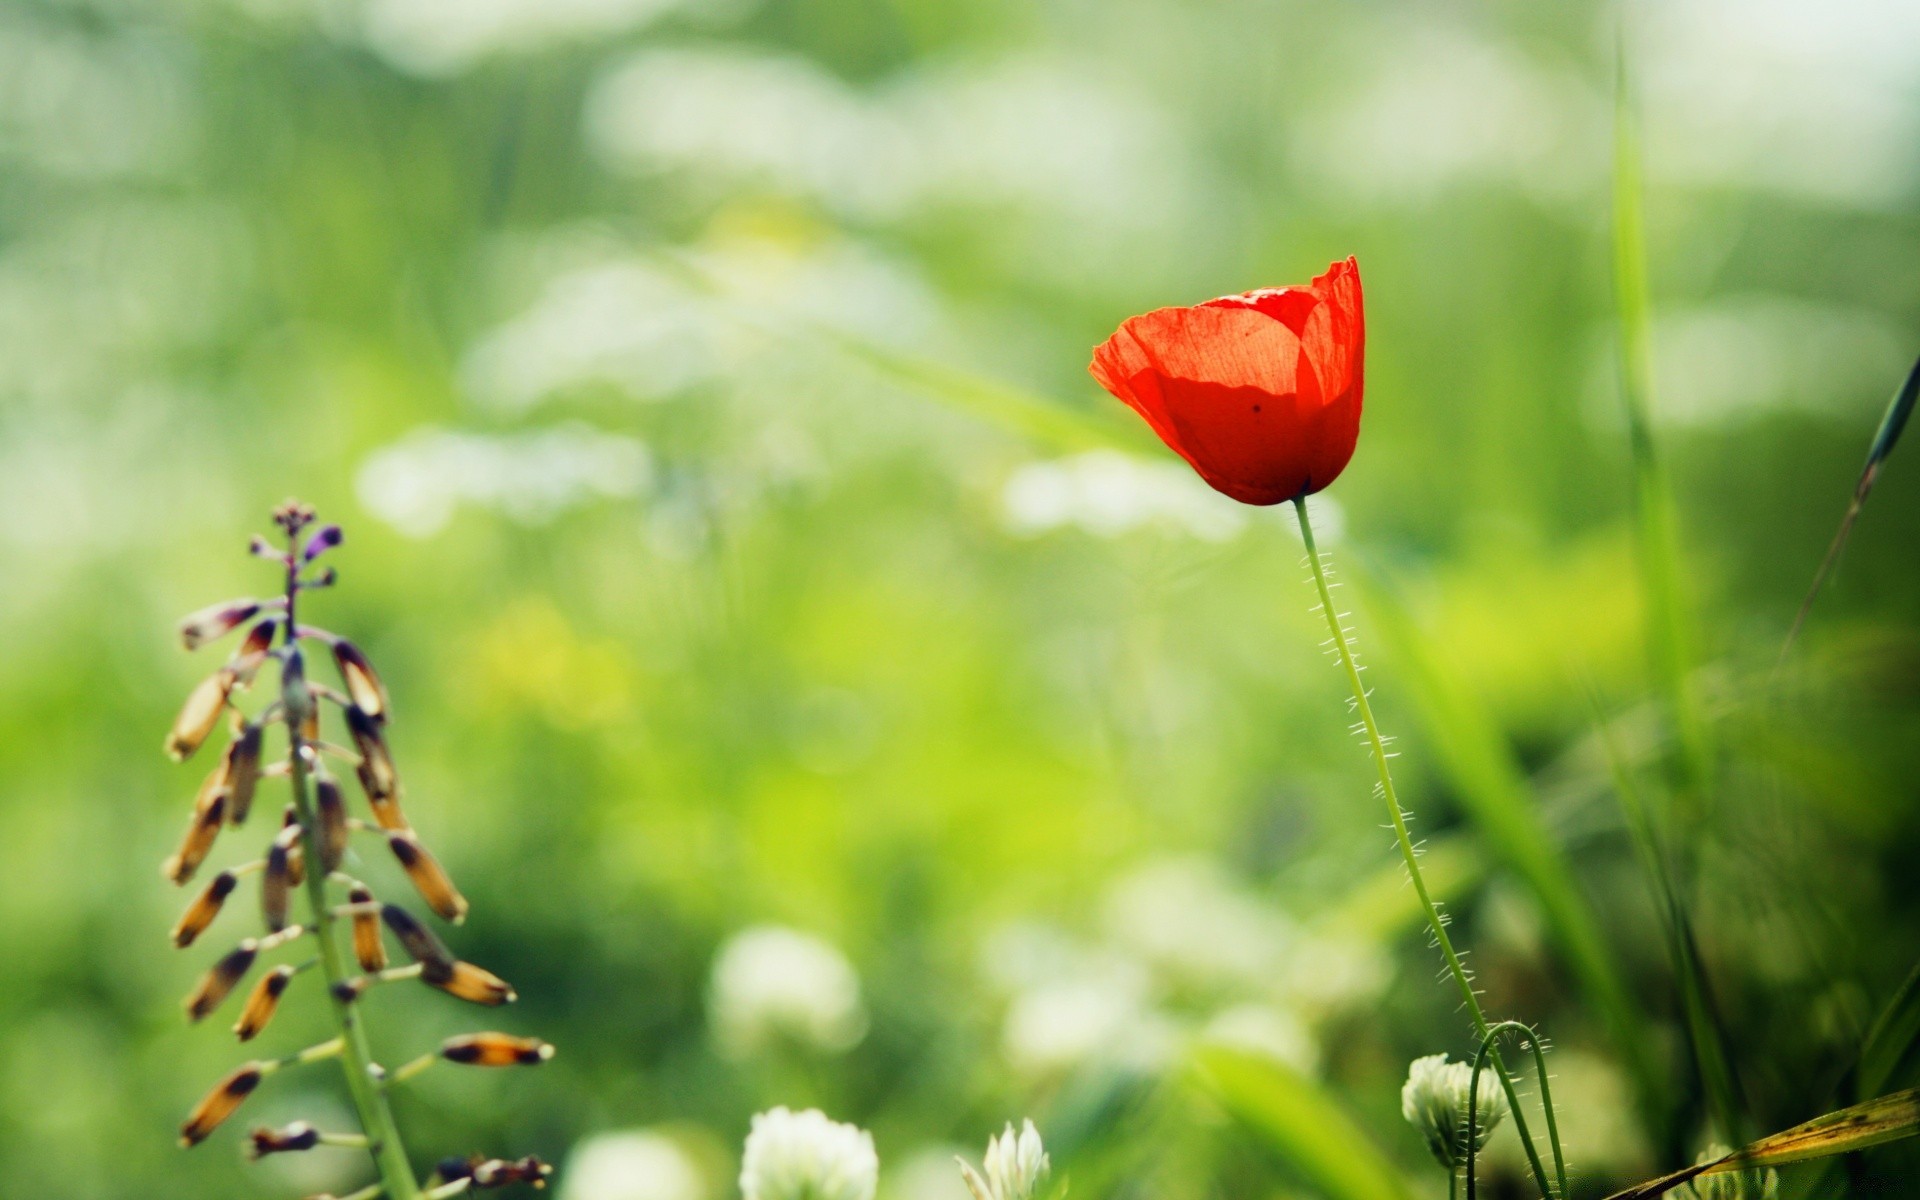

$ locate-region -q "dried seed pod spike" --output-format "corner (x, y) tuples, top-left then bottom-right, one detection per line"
(234, 964), (298, 1042)
(163, 790), (228, 886)
(171, 870), (237, 948)
(388, 831), (468, 924)
(332, 640), (389, 722)
(185, 939), (259, 1022)
(315, 775), (349, 874)
(262, 824), (299, 933)
(350, 885), (388, 972)
(179, 1062), (264, 1147)
(166, 670), (234, 762)
(429, 961), (516, 1007)
(225, 722), (264, 825)
(380, 904), (454, 975)
(441, 1033), (554, 1067)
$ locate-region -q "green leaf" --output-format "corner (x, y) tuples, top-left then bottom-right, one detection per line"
(1191, 1045), (1415, 1200)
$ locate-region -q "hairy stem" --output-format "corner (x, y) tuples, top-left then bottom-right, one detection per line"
(1292, 498), (1557, 1198)
(283, 544), (422, 1200)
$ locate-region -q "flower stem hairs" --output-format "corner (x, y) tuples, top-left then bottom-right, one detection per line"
(161, 500), (553, 1199)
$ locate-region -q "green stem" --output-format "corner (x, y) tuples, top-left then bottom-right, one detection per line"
(1292, 498), (1558, 1199)
(284, 544), (423, 1200)
(1467, 1022), (1568, 1200)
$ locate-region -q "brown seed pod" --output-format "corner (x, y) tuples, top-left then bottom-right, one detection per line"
(185, 940), (258, 1021)
(167, 671), (234, 762)
(261, 825), (299, 933)
(315, 776), (348, 874)
(351, 886), (387, 972)
(246, 1120), (320, 1159)
(228, 619), (279, 687)
(441, 1033), (554, 1067)
(380, 904), (454, 976)
(224, 723), (264, 826)
(171, 870), (237, 948)
(332, 640), (389, 722)
(179, 1062), (263, 1147)
(347, 705), (399, 801)
(429, 961), (517, 1007)
(178, 599), (263, 652)
(163, 790), (228, 886)
(234, 965), (296, 1041)
(388, 831), (468, 923)
(358, 757), (410, 831)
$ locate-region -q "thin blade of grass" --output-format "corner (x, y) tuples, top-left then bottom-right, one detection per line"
(1192, 1045), (1415, 1200)
(1778, 353), (1920, 665)
(1352, 571), (1664, 1137)
(1601, 1090), (1920, 1200)
(1855, 957), (1920, 1100)
(1613, 29), (1712, 805)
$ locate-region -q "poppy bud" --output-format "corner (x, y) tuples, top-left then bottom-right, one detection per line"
(332, 640), (389, 722)
(234, 965), (297, 1041)
(179, 1062), (263, 1147)
(262, 825), (300, 933)
(163, 791), (228, 885)
(302, 524), (343, 562)
(347, 705), (399, 801)
(441, 1033), (554, 1067)
(172, 870), (237, 948)
(224, 723), (263, 826)
(429, 961), (517, 1007)
(228, 620), (278, 687)
(315, 776), (348, 874)
(167, 671), (234, 762)
(388, 831), (468, 923)
(351, 886), (387, 972)
(380, 904), (454, 976)
(247, 1121), (320, 1159)
(185, 940), (258, 1021)
(178, 599), (264, 651)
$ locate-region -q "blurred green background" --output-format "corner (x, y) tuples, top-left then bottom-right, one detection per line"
(4, 0), (1920, 1197)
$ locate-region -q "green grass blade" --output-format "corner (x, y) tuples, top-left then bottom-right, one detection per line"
(1613, 27), (1711, 805)
(1855, 957), (1920, 1100)
(1192, 1045), (1415, 1200)
(1779, 353), (1920, 664)
(1601, 1090), (1920, 1200)
(1352, 571), (1664, 1134)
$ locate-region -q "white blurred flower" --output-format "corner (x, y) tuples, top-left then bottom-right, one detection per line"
(957, 1121), (1049, 1200)
(355, 423), (651, 538)
(1400, 1053), (1506, 1172)
(1103, 857), (1294, 990)
(1200, 1004), (1320, 1077)
(740, 1108), (878, 1200)
(561, 1130), (707, 1200)
(1000, 451), (1248, 543)
(1000, 957), (1173, 1077)
(710, 927), (868, 1056)
(1274, 931), (1391, 1018)
(362, 0), (755, 77)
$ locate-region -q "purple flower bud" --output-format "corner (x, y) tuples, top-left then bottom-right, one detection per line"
(301, 524), (343, 562)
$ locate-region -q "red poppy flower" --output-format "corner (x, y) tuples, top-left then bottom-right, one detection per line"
(1089, 257), (1364, 505)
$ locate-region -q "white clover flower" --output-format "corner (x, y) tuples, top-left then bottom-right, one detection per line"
(740, 1107), (879, 1200)
(957, 1120), (1049, 1200)
(1680, 1144), (1778, 1200)
(560, 1129), (707, 1200)
(710, 926), (868, 1057)
(1400, 1054), (1507, 1171)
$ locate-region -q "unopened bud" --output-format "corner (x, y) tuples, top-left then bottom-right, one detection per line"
(171, 870), (237, 948)
(430, 960), (517, 1007)
(167, 671), (234, 762)
(281, 648), (313, 729)
(163, 790), (228, 885)
(228, 620), (278, 687)
(301, 524), (343, 562)
(179, 600), (265, 651)
(332, 640), (388, 722)
(441, 1033), (554, 1067)
(179, 1063), (263, 1147)
(185, 940), (258, 1021)
(234, 965), (296, 1041)
(380, 904), (453, 975)
(1401, 1054), (1506, 1172)
(262, 825), (299, 933)
(347, 705), (399, 801)
(247, 1121), (321, 1159)
(351, 886), (387, 972)
(224, 724), (263, 825)
(388, 831), (468, 923)
(315, 776), (348, 874)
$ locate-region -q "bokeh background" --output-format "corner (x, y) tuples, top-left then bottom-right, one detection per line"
(4, 0), (1920, 1197)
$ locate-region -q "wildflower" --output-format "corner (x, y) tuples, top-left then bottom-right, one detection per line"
(958, 1121), (1049, 1200)
(710, 927), (867, 1056)
(739, 1107), (878, 1200)
(1681, 1145), (1779, 1200)
(560, 1130), (706, 1200)
(1401, 1053), (1507, 1172)
(1089, 257), (1364, 505)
